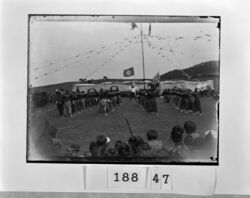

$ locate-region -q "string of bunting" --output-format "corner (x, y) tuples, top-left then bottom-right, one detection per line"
(32, 34), (139, 71)
(32, 24), (218, 81)
(33, 34), (140, 80)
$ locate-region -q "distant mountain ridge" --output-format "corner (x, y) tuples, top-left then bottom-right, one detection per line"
(160, 60), (219, 81)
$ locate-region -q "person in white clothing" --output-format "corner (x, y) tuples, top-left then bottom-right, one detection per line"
(129, 85), (137, 103)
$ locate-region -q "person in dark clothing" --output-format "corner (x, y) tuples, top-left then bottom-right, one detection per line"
(193, 93), (202, 115)
(55, 89), (65, 116)
(128, 135), (150, 156)
(88, 141), (98, 157)
(183, 121), (202, 151)
(115, 140), (131, 158)
(95, 135), (111, 157)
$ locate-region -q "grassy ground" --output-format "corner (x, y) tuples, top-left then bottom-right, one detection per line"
(43, 96), (218, 157)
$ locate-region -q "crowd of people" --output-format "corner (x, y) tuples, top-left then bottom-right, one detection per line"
(55, 88), (122, 118)
(162, 88), (202, 115)
(73, 120), (217, 161)
(55, 88), (99, 118)
(46, 86), (217, 161)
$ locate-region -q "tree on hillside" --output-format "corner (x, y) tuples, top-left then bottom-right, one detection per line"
(79, 78), (86, 82)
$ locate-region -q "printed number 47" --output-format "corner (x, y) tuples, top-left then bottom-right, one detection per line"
(153, 174), (169, 184)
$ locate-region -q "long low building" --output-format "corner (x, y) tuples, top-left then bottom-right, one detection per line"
(160, 80), (214, 93)
(72, 79), (214, 94)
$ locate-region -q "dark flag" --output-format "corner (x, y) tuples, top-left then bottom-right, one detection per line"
(148, 23), (151, 36)
(123, 67), (135, 77)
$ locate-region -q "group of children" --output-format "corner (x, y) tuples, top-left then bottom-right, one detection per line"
(162, 88), (202, 115)
(48, 119), (217, 161)
(86, 131), (167, 158)
(55, 89), (100, 118)
(169, 121), (217, 161)
(99, 92), (122, 116)
(84, 120), (217, 161)
(55, 88), (123, 118)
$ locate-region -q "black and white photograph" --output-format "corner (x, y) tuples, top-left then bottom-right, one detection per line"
(27, 15), (220, 164)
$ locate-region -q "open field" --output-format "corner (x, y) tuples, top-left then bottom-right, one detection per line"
(36, 96), (219, 160)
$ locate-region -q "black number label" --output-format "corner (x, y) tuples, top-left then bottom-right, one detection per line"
(152, 174), (159, 183)
(152, 174), (169, 184)
(122, 173), (129, 182)
(131, 173), (138, 182)
(163, 174), (169, 184)
(114, 172), (138, 182)
(114, 172), (119, 182)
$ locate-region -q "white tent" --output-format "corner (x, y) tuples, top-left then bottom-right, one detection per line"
(160, 80), (214, 93)
(73, 80), (214, 93)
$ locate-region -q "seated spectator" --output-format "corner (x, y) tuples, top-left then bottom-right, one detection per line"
(88, 141), (98, 157)
(146, 130), (169, 157)
(169, 125), (190, 160)
(95, 135), (111, 157)
(128, 135), (150, 157)
(65, 144), (81, 157)
(115, 140), (130, 158)
(106, 148), (117, 157)
(200, 130), (218, 160)
(183, 121), (201, 151)
(70, 144), (81, 157)
(147, 129), (163, 151)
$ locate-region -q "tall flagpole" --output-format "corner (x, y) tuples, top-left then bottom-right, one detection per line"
(140, 24), (146, 89)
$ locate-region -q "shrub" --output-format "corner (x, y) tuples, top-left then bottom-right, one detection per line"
(32, 91), (49, 108)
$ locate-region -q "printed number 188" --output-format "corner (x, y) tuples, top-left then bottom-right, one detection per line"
(114, 172), (138, 182)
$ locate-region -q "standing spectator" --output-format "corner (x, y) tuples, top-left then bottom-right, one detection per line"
(129, 85), (137, 103)
(99, 95), (108, 116)
(64, 90), (73, 118)
(55, 89), (65, 117)
(193, 93), (202, 115)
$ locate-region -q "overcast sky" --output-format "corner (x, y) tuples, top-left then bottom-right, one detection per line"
(29, 16), (219, 87)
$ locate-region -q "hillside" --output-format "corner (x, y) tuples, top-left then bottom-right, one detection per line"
(30, 81), (77, 95)
(160, 60), (219, 81)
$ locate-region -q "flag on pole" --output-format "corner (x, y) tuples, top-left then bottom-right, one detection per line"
(123, 67), (135, 77)
(148, 23), (151, 36)
(153, 72), (160, 83)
